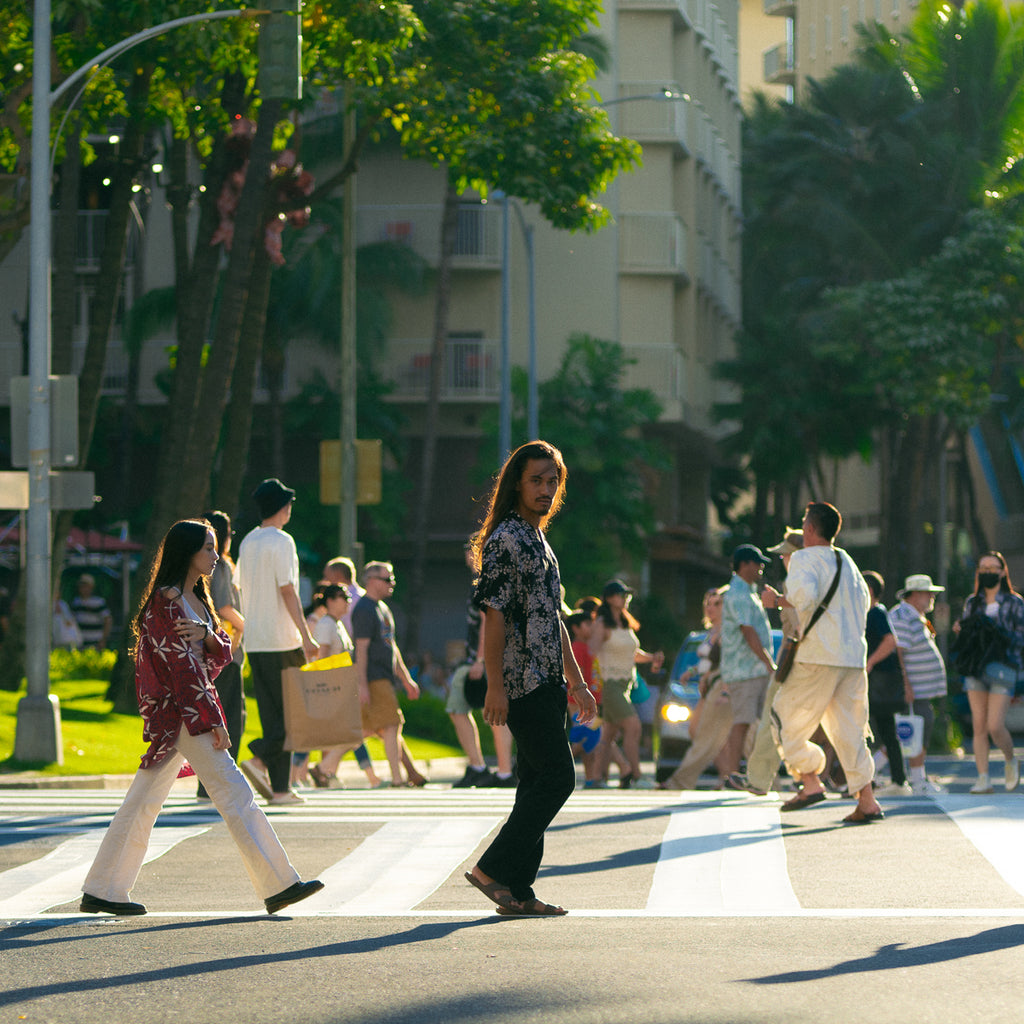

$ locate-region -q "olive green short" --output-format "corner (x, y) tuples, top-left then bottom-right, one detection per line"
(601, 677), (637, 725)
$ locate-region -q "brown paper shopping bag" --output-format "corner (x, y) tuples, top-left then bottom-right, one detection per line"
(282, 653), (363, 751)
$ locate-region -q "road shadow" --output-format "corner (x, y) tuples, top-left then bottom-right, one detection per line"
(0, 916), (504, 1008)
(743, 924), (1024, 984)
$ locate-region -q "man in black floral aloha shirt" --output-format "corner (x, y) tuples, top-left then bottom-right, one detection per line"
(463, 441), (597, 917)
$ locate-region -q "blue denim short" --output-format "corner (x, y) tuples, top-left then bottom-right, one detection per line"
(963, 674), (1016, 698)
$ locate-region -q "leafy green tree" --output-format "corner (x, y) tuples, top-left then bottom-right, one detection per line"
(732, 0), (1024, 579)
(392, 4), (639, 648)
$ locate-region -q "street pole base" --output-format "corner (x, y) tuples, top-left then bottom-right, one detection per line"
(13, 693), (64, 765)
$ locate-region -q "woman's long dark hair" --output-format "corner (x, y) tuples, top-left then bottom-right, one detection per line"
(132, 519), (218, 654)
(597, 597), (640, 633)
(971, 550), (1016, 597)
(471, 440), (567, 571)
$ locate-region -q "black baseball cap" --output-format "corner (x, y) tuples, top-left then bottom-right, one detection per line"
(732, 543), (771, 569)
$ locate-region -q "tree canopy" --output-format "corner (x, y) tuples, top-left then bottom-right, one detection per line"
(729, 0), (1024, 579)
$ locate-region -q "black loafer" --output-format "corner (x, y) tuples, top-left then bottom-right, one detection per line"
(265, 879), (324, 915)
(80, 893), (147, 916)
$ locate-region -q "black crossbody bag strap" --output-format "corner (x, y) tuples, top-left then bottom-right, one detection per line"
(800, 551), (842, 640)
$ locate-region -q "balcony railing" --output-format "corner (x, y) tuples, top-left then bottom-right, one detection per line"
(620, 342), (684, 407)
(616, 82), (690, 152)
(384, 337), (500, 401)
(619, 213), (687, 276)
(763, 42), (796, 85)
(357, 203), (502, 268)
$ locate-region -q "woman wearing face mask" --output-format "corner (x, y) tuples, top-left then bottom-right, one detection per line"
(957, 551), (1024, 794)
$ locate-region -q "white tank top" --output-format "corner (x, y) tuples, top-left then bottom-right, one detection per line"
(600, 626), (639, 680)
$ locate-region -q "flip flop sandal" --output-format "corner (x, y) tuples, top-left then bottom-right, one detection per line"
(842, 807), (884, 824)
(464, 872), (520, 911)
(496, 898), (568, 917)
(780, 790), (827, 812)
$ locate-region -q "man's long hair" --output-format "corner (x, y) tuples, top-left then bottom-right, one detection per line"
(470, 440), (567, 571)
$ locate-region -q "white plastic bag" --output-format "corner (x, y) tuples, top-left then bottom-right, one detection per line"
(894, 712), (924, 759)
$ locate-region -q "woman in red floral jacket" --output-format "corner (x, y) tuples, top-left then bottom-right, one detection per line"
(81, 519), (323, 917)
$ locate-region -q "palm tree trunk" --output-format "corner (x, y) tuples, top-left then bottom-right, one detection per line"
(179, 98), (284, 511)
(213, 247), (273, 515)
(405, 183), (460, 653)
(145, 74), (250, 549)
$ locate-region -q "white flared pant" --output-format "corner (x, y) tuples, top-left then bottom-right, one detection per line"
(83, 726), (300, 903)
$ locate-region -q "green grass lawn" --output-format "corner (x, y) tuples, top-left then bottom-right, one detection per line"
(0, 678), (462, 776)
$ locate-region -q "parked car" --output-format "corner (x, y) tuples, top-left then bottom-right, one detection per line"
(654, 628), (783, 783)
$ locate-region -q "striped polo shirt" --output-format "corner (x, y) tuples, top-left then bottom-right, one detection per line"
(889, 600), (947, 698)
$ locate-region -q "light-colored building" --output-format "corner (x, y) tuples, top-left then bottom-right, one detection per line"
(353, 0), (745, 615)
(0, 0), (746, 642)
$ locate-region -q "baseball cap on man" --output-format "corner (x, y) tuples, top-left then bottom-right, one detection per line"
(732, 543), (772, 569)
(253, 478), (296, 519)
(897, 574), (944, 599)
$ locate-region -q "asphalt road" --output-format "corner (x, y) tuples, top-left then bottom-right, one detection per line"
(2, 756), (1024, 1024)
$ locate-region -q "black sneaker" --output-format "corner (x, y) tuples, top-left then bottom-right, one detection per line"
(265, 879), (324, 915)
(453, 766), (490, 788)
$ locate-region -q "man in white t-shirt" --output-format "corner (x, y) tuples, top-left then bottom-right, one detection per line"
(767, 502), (883, 824)
(236, 478), (319, 805)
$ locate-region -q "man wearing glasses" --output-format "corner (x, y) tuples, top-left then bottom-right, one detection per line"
(351, 561), (421, 787)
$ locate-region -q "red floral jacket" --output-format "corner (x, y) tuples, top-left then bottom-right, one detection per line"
(135, 589), (232, 768)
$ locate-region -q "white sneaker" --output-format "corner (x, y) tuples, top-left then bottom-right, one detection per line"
(268, 791), (305, 805)
(874, 781), (913, 797)
(969, 773), (993, 795)
(1007, 759), (1020, 792)
(240, 759), (274, 801)
(911, 777), (946, 795)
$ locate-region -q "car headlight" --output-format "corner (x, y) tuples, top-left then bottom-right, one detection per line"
(661, 703), (691, 725)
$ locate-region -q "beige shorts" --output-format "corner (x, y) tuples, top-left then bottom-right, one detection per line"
(723, 674), (769, 725)
(361, 678), (405, 734)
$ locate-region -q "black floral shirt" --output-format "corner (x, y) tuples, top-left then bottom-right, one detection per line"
(475, 511), (565, 700)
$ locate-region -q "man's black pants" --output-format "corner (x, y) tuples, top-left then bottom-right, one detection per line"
(247, 648), (305, 793)
(477, 683), (575, 902)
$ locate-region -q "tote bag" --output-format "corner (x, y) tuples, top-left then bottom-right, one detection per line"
(894, 712), (924, 760)
(282, 653), (363, 751)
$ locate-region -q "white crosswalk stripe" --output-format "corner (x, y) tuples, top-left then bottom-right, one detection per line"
(293, 817), (502, 915)
(3, 787), (1024, 919)
(0, 826), (210, 916)
(647, 802), (799, 913)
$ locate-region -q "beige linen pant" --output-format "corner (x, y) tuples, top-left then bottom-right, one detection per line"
(83, 726), (300, 903)
(662, 678), (733, 790)
(772, 662), (874, 795)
